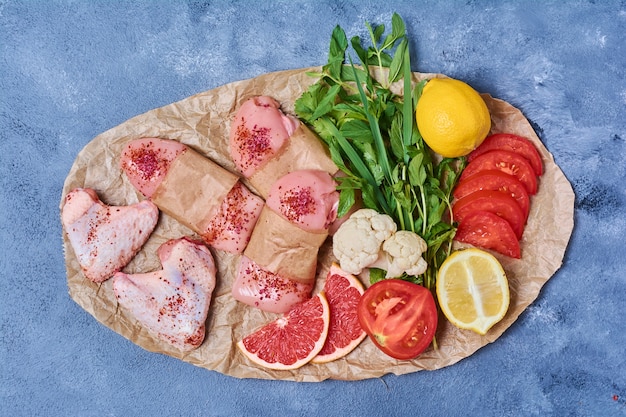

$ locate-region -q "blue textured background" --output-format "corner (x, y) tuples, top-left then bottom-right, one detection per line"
(1, 1), (625, 416)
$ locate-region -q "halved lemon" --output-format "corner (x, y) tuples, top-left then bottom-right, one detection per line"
(436, 248), (510, 335)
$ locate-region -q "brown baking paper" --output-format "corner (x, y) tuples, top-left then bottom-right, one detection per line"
(248, 124), (338, 198)
(61, 67), (575, 382)
(152, 146), (239, 235)
(244, 206), (328, 284)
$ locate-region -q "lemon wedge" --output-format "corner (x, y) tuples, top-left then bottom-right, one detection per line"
(436, 248), (510, 335)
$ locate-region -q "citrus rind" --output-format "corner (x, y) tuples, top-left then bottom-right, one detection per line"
(311, 263), (367, 364)
(237, 292), (331, 370)
(416, 77), (491, 158)
(436, 248), (510, 335)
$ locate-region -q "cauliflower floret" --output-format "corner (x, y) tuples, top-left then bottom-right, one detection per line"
(379, 230), (428, 278)
(332, 209), (397, 275)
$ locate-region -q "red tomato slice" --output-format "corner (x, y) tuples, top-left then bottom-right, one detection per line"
(454, 210), (521, 259)
(357, 279), (437, 360)
(469, 133), (543, 176)
(453, 170), (530, 221)
(452, 190), (526, 239)
(461, 149), (538, 195)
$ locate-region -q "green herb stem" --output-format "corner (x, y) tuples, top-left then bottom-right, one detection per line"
(294, 13), (466, 289)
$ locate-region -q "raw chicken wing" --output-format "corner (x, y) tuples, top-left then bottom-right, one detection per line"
(61, 188), (159, 283)
(113, 237), (217, 352)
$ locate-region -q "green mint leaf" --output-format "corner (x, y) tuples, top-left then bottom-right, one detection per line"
(389, 113), (404, 160)
(328, 26), (348, 80)
(359, 182), (379, 211)
(310, 84), (341, 121)
(388, 38), (407, 84)
(339, 65), (368, 84)
(337, 187), (356, 219)
(334, 102), (368, 121)
(391, 12), (406, 41)
(339, 119), (374, 143)
(329, 25), (348, 60)
(372, 23), (385, 43)
(350, 36), (369, 66)
(369, 268), (386, 285)
(408, 154), (426, 187)
(427, 197), (444, 226)
(391, 180), (412, 210)
(413, 79), (427, 108)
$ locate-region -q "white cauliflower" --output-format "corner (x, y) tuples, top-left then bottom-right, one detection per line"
(333, 209), (429, 278)
(332, 209), (397, 275)
(375, 230), (428, 278)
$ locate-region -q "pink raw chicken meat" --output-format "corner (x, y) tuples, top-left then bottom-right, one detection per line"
(229, 95), (299, 178)
(113, 237), (217, 352)
(232, 255), (313, 314)
(118, 136), (185, 198)
(265, 169), (339, 232)
(232, 170), (339, 313)
(61, 188), (159, 283)
(120, 137), (263, 254)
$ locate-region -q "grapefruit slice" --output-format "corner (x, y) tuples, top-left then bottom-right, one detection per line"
(237, 292), (330, 370)
(312, 263), (366, 364)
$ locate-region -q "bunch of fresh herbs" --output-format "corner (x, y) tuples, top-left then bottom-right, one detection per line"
(294, 13), (466, 289)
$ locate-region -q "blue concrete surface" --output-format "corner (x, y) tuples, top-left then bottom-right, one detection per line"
(1, 1), (625, 416)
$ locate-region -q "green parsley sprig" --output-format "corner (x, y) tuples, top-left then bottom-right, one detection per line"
(295, 13), (466, 289)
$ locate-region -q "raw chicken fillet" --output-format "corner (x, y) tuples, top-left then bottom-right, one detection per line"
(232, 170), (339, 313)
(229, 95), (299, 178)
(120, 137), (263, 254)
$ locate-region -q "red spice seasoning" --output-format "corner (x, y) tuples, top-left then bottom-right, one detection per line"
(202, 182), (262, 252)
(233, 118), (273, 173)
(279, 186), (316, 223)
(125, 141), (177, 182)
(242, 261), (302, 303)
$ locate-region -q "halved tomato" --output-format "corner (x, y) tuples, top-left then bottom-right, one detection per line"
(453, 170), (530, 220)
(357, 279), (437, 360)
(468, 133), (543, 176)
(452, 190), (526, 239)
(454, 210), (521, 259)
(460, 149), (538, 195)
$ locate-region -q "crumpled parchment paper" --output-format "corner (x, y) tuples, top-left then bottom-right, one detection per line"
(60, 67), (575, 382)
